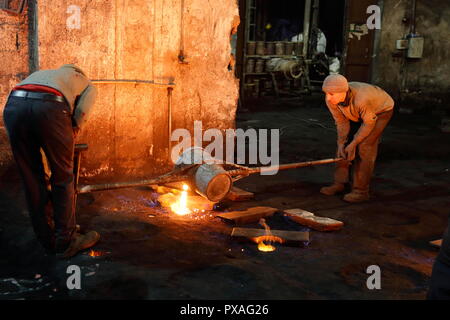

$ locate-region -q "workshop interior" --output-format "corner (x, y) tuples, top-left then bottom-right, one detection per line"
(0, 0), (449, 304)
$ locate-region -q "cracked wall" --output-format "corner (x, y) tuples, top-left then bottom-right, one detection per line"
(0, 0), (240, 183)
(0, 8), (29, 174)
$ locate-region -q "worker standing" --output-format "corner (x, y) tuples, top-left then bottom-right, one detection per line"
(3, 64), (100, 258)
(320, 74), (394, 203)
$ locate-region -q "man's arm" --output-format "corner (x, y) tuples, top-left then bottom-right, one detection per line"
(351, 112), (377, 145)
(336, 119), (351, 145)
(344, 110), (377, 161)
(72, 83), (97, 131)
(326, 101), (350, 145)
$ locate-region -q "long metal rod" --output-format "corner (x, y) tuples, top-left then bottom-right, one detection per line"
(77, 158), (342, 194)
(302, 0), (312, 57)
(178, 0), (187, 63)
(92, 79), (175, 86)
(77, 164), (197, 194)
(77, 175), (190, 194)
(410, 0), (417, 34)
(227, 158), (343, 176)
(311, 0), (320, 31)
(167, 87), (173, 159)
(27, 0), (39, 72)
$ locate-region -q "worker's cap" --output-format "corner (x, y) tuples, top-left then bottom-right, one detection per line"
(60, 64), (87, 76)
(322, 74), (348, 93)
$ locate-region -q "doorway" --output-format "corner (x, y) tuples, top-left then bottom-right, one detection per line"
(236, 0), (347, 106)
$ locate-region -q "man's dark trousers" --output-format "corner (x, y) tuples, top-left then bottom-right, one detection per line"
(3, 95), (76, 251)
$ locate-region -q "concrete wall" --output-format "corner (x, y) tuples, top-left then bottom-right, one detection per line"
(372, 0), (450, 110)
(1, 0), (239, 183)
(0, 7), (29, 172)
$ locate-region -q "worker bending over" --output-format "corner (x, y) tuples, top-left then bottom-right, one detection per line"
(320, 74), (394, 203)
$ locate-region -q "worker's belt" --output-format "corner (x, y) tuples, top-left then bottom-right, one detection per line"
(10, 90), (66, 104)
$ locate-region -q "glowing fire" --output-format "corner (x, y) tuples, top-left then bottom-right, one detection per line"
(256, 219), (283, 252)
(170, 184), (192, 216)
(88, 249), (104, 257)
(258, 239), (276, 252)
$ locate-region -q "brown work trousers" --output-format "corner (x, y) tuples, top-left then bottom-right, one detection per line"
(334, 109), (393, 194)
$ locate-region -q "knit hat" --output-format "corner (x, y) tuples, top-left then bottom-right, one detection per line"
(322, 74), (348, 93)
(60, 64), (86, 76)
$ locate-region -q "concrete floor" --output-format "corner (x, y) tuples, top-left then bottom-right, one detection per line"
(0, 95), (449, 300)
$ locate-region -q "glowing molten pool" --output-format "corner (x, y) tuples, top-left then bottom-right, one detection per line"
(258, 241), (276, 252)
(254, 235), (284, 252)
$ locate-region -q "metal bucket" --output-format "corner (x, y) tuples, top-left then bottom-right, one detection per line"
(246, 58), (255, 73)
(247, 42), (256, 55)
(254, 59), (265, 73)
(175, 147), (213, 167)
(285, 42), (294, 55)
(256, 41), (265, 55)
(192, 164), (232, 202)
(265, 42), (275, 55)
(275, 42), (284, 55)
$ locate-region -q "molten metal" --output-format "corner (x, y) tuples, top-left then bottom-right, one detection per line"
(254, 235), (284, 252)
(256, 218), (284, 252)
(88, 249), (104, 257)
(171, 184), (192, 215)
(258, 241), (276, 252)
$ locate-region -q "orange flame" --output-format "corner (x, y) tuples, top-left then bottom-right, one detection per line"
(88, 249), (104, 257)
(258, 240), (276, 252)
(170, 184), (192, 216)
(256, 219), (282, 252)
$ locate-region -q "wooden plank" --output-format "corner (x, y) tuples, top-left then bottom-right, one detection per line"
(231, 227), (309, 244)
(216, 206), (277, 225)
(284, 208), (344, 231)
(226, 186), (254, 201)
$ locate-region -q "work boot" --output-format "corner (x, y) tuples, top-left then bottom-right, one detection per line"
(60, 231), (100, 259)
(343, 191), (370, 203)
(320, 183), (345, 196)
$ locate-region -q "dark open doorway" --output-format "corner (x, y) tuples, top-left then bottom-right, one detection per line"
(236, 0), (347, 109)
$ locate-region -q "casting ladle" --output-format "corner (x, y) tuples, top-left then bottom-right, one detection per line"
(77, 157), (343, 202)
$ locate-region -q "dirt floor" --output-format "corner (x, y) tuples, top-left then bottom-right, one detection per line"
(0, 94), (449, 300)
